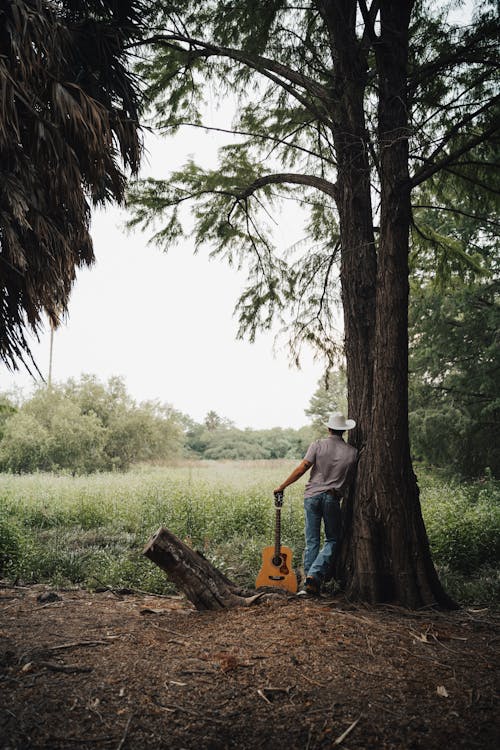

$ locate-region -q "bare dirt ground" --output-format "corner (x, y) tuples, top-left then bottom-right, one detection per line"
(0, 584), (498, 750)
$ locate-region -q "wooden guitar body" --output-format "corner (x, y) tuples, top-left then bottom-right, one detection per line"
(256, 545), (298, 593)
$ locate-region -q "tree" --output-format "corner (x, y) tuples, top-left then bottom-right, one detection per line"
(0, 412), (50, 473)
(0, 376), (187, 473)
(305, 370), (347, 433)
(407, 131), (499, 477)
(0, 392), (17, 441)
(129, 1), (498, 607)
(0, 0), (145, 371)
(409, 276), (499, 477)
(204, 410), (231, 431)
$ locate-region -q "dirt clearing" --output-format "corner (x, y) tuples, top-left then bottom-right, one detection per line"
(1, 585), (498, 749)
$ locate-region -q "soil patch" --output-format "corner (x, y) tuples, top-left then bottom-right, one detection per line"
(1, 585), (498, 749)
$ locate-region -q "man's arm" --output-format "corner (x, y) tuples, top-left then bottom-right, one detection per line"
(274, 460), (312, 494)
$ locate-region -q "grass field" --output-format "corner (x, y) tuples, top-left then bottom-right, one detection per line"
(0, 461), (498, 605)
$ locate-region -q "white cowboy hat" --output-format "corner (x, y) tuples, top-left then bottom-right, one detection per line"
(324, 411), (356, 431)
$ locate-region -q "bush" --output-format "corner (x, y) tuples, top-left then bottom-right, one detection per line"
(0, 516), (23, 575)
(0, 413), (50, 473)
(422, 475), (500, 573)
(0, 376), (186, 474)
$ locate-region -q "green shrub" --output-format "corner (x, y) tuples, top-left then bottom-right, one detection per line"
(436, 565), (500, 606)
(421, 475), (500, 573)
(0, 413), (50, 473)
(0, 516), (23, 574)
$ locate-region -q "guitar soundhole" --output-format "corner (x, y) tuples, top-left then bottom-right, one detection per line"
(271, 554), (290, 575)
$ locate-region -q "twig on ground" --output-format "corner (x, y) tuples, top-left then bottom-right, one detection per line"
(161, 703), (224, 724)
(48, 736), (115, 744)
(305, 724), (314, 750)
(367, 699), (402, 718)
(333, 716), (361, 745)
(42, 640), (110, 652)
(91, 579), (124, 599)
(116, 714), (133, 750)
(151, 625), (190, 638)
(350, 664), (378, 677)
(397, 646), (454, 670)
(257, 689), (272, 704)
(294, 668), (323, 686)
(365, 635), (375, 657)
(131, 588), (182, 599)
(38, 661), (92, 674)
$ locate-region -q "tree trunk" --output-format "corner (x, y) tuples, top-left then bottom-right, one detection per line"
(323, 0), (377, 452)
(327, 0), (454, 607)
(143, 527), (262, 610)
(323, 0), (379, 596)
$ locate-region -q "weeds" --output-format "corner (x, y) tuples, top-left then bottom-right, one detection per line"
(0, 462), (497, 605)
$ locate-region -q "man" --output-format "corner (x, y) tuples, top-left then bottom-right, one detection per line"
(273, 412), (358, 596)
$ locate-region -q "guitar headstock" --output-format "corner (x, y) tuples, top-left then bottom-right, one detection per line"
(273, 490), (284, 507)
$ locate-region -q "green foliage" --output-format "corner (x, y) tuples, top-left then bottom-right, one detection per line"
(0, 375), (186, 474)
(0, 0), (146, 370)
(0, 393), (17, 441)
(0, 377), (317, 472)
(0, 413), (51, 474)
(128, 1), (498, 369)
(0, 463), (497, 605)
(0, 515), (23, 575)
(305, 370), (348, 433)
(420, 472), (500, 574)
(409, 276), (499, 476)
(185, 423), (313, 461)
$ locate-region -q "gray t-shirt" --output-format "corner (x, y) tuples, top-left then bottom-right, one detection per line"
(303, 435), (358, 499)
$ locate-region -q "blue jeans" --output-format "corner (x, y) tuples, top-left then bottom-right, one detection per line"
(303, 492), (341, 582)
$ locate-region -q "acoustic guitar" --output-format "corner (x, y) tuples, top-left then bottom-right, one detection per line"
(255, 491), (298, 593)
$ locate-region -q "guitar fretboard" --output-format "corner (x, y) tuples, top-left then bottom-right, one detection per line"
(274, 506), (281, 558)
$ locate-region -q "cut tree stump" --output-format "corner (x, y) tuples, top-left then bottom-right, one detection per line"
(143, 527), (264, 610)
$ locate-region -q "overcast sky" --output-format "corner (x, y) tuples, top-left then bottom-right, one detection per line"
(0, 125), (329, 430)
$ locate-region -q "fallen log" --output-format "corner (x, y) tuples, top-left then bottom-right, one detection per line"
(143, 527), (263, 610)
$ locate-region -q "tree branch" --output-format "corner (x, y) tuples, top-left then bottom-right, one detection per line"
(412, 204), (500, 228)
(358, 0), (380, 48)
(141, 32), (331, 117)
(158, 121), (335, 165)
(409, 37), (499, 93)
(237, 172), (338, 201)
(410, 98), (500, 188)
(442, 165), (500, 196)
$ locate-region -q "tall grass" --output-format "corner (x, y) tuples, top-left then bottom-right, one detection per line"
(0, 461), (498, 604)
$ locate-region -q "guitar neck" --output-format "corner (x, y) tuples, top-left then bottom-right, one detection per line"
(274, 506), (281, 557)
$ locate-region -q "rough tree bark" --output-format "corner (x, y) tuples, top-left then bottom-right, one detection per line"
(143, 527), (263, 610)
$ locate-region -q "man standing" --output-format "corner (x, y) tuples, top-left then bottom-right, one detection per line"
(273, 412), (358, 596)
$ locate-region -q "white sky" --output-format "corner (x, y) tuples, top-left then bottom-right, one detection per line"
(0, 125), (328, 430)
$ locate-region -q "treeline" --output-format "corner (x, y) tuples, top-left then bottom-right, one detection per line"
(1, 270), (498, 482)
(0, 376), (314, 473)
(0, 376), (186, 473)
(186, 413), (313, 460)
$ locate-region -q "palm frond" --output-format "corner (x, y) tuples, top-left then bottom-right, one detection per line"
(0, 0), (145, 370)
